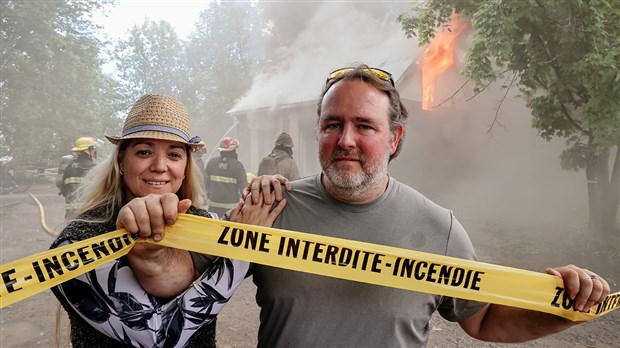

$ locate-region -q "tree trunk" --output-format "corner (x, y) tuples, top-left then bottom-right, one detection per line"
(586, 147), (620, 237)
(603, 146), (620, 234)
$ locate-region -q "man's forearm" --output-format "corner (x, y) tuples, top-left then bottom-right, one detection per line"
(461, 304), (576, 343)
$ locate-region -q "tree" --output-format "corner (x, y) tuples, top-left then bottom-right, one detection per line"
(399, 0), (620, 235)
(183, 1), (269, 149)
(112, 18), (186, 103)
(1, 0), (120, 168)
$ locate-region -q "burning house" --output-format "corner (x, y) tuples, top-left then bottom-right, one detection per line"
(225, 4), (427, 176)
(222, 4), (583, 224)
(227, 60), (423, 177)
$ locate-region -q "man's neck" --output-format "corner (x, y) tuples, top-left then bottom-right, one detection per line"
(320, 172), (390, 205)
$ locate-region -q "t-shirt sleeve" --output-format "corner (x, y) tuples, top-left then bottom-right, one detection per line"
(437, 212), (488, 321)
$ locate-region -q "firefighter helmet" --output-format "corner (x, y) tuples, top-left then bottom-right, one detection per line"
(217, 137), (239, 151)
(72, 137), (96, 152)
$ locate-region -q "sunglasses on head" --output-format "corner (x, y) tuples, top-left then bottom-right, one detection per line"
(326, 67), (395, 87)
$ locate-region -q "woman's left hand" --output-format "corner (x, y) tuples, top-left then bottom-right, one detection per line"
(243, 174), (291, 205)
(230, 190), (287, 227)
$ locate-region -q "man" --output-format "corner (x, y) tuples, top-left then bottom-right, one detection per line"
(118, 65), (609, 347)
(55, 154), (75, 194)
(61, 137), (97, 218)
(204, 137), (248, 217)
(257, 132), (300, 180)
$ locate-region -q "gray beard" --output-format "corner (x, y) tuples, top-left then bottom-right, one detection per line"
(320, 148), (390, 201)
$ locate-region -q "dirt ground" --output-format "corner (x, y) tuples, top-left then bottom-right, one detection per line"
(1, 183), (618, 347)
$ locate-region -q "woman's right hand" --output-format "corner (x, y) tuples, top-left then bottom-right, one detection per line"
(117, 192), (190, 242)
(118, 193), (195, 298)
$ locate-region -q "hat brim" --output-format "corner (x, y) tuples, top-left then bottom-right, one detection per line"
(106, 131), (204, 151)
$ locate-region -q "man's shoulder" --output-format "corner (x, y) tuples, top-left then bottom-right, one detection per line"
(232, 158), (246, 171)
(262, 154), (277, 162)
(388, 177), (450, 210)
(291, 174), (316, 185)
(205, 156), (222, 169)
(285, 175), (319, 196)
(272, 151), (291, 162)
(390, 178), (423, 196)
(64, 158), (81, 172)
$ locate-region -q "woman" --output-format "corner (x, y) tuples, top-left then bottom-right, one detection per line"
(50, 94), (286, 348)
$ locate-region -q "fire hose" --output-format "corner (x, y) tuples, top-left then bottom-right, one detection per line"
(28, 193), (58, 237)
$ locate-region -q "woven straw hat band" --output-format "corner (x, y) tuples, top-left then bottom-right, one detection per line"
(106, 94), (203, 150)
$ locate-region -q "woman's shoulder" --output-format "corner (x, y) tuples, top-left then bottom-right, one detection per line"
(52, 214), (116, 248)
(187, 206), (215, 219)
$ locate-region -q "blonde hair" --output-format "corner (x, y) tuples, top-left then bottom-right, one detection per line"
(68, 139), (205, 222)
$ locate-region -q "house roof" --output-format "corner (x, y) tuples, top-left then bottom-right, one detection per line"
(228, 5), (422, 115)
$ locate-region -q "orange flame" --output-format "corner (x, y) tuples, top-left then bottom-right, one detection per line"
(422, 13), (468, 110)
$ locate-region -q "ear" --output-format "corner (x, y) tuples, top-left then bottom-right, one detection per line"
(389, 125), (404, 155)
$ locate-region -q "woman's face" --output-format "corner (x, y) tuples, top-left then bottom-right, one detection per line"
(120, 139), (188, 201)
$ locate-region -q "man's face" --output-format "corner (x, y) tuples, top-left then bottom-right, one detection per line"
(318, 80), (402, 194)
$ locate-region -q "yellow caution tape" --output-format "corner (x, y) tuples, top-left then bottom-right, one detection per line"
(1, 214), (618, 321)
(1, 230), (137, 308)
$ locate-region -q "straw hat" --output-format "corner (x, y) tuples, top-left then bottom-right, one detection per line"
(105, 94), (204, 151)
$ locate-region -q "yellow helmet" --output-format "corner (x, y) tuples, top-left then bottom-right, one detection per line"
(246, 172), (256, 184)
(72, 137), (96, 152)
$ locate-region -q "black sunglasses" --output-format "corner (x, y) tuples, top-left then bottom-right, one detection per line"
(326, 67), (395, 87)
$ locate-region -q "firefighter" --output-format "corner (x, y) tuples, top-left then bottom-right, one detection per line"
(257, 132), (300, 180)
(61, 137), (97, 219)
(56, 154), (75, 194)
(204, 137), (247, 217)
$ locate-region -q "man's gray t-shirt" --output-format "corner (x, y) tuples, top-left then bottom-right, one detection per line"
(253, 174), (486, 347)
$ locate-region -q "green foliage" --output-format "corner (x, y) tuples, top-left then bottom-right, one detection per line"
(106, 2), (270, 150)
(112, 19), (186, 100)
(1, 0), (120, 167)
(2, 1), (274, 168)
(183, 2), (268, 124)
(398, 0), (620, 172)
(182, 1), (269, 147)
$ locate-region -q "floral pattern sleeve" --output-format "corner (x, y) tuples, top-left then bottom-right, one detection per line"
(53, 237), (250, 348)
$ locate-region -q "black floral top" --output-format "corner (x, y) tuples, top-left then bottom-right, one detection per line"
(50, 206), (250, 348)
